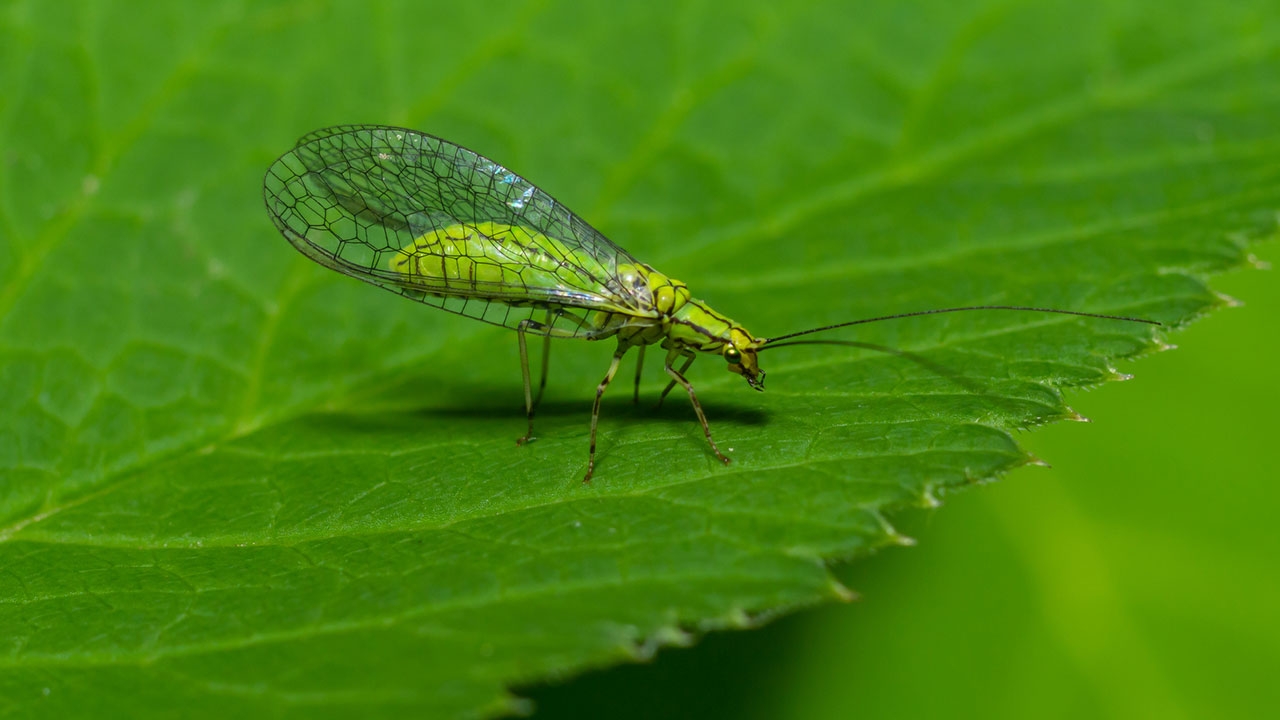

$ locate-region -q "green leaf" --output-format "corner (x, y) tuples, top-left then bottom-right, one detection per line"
(1, 1), (1275, 718)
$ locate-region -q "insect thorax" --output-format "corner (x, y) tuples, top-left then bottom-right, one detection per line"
(607, 262), (689, 346)
(612, 262), (757, 353)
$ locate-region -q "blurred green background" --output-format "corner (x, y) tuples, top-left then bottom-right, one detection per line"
(3, 0), (1276, 717)
(528, 253), (1277, 718)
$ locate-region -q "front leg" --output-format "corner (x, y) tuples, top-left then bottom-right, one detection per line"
(664, 348), (730, 466)
(656, 352), (695, 408)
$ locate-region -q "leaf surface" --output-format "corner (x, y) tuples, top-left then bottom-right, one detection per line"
(1, 1), (1276, 717)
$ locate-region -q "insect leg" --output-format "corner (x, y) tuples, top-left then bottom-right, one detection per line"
(664, 348), (730, 466)
(516, 320), (537, 446)
(586, 345), (629, 483)
(534, 309), (553, 407)
(516, 313), (569, 446)
(656, 353), (696, 408)
(632, 345), (646, 404)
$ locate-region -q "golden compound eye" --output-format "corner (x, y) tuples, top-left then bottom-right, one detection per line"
(725, 347), (742, 364)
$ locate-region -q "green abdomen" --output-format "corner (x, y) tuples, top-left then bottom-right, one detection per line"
(390, 222), (609, 301)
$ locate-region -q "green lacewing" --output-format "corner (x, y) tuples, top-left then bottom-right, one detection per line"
(263, 125), (1158, 481)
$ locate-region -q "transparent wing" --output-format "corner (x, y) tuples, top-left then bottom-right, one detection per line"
(263, 124), (649, 337)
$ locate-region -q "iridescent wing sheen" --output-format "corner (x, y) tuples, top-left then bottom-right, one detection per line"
(263, 125), (650, 337)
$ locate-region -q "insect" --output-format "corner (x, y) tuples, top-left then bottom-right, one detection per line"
(263, 125), (1159, 481)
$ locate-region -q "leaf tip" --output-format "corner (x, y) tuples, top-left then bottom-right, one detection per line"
(1216, 292), (1244, 309)
(499, 695), (535, 717)
(1066, 408), (1091, 423)
(1024, 453), (1051, 468)
(920, 485), (942, 508)
(890, 532), (917, 548)
(626, 625), (692, 662)
(724, 607), (755, 629)
(830, 579), (859, 602)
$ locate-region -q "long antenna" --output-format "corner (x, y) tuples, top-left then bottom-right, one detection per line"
(760, 305), (1161, 347)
